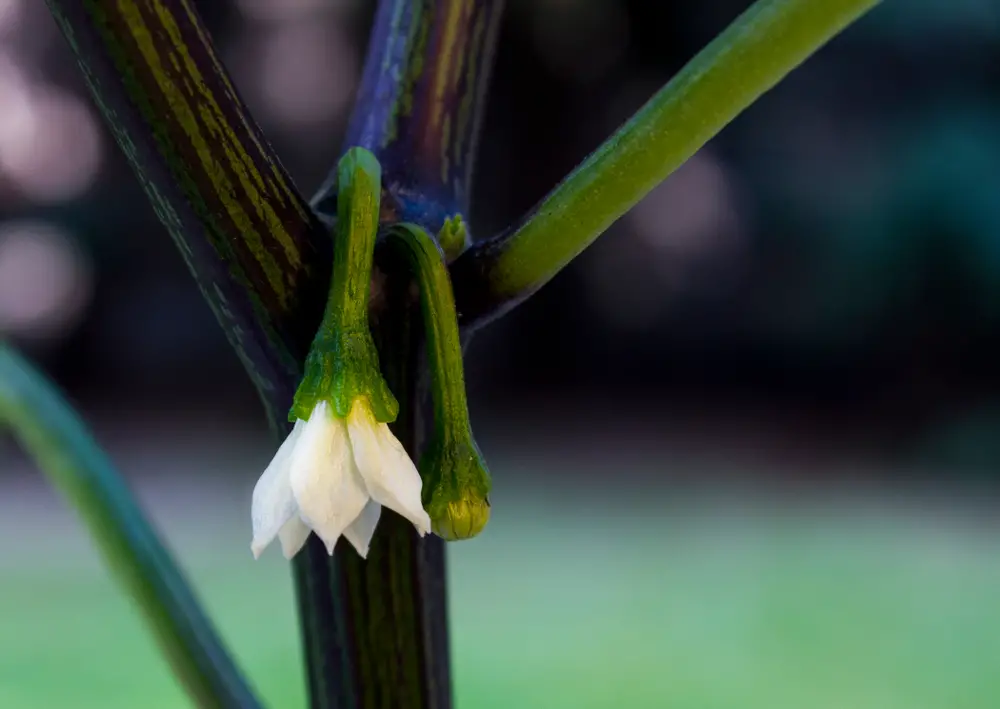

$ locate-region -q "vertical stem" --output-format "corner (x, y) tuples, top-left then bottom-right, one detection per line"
(299, 3), (504, 708)
(314, 0), (506, 229)
(332, 246), (451, 709)
(326, 151), (382, 329)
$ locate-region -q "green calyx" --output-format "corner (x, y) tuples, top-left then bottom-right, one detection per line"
(420, 436), (492, 541)
(290, 326), (398, 422)
(289, 147), (398, 423)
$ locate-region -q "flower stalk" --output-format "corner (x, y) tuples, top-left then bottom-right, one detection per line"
(385, 224), (491, 540)
(292, 149), (398, 424)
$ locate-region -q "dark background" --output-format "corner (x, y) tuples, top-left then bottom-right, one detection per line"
(6, 0), (1000, 476)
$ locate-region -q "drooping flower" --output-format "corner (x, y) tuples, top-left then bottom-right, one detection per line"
(250, 398), (430, 559)
(250, 147), (429, 560)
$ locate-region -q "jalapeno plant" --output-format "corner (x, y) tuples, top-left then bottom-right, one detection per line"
(3, 1), (881, 707)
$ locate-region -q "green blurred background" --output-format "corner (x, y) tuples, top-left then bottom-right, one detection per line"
(4, 0), (1000, 707)
(5, 425), (1000, 708)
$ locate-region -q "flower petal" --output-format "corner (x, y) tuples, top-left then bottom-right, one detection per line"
(277, 516), (311, 559)
(342, 500), (382, 558)
(250, 419), (306, 558)
(290, 403), (370, 554)
(345, 399), (383, 481)
(348, 400), (430, 536)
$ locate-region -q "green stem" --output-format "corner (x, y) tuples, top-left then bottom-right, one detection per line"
(382, 225), (490, 542)
(449, 0), (882, 328)
(325, 149), (382, 330)
(0, 343), (261, 709)
(291, 149), (397, 423)
(385, 224), (471, 441)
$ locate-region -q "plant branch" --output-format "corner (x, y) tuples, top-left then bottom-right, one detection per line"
(44, 0), (331, 426)
(0, 343), (261, 709)
(313, 0), (506, 231)
(449, 0), (882, 329)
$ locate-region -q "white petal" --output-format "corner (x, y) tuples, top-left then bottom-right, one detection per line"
(342, 500), (382, 558)
(277, 516), (311, 559)
(347, 400), (430, 535)
(345, 399), (384, 483)
(289, 403), (370, 554)
(250, 419), (306, 558)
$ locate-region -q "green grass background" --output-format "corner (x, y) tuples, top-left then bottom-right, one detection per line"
(2, 483), (999, 709)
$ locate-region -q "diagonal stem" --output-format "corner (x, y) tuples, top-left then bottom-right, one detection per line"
(45, 0), (331, 427)
(0, 343), (262, 709)
(449, 0), (882, 330)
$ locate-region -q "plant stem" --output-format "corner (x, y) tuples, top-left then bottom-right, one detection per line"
(43, 1), (506, 707)
(449, 0), (882, 329)
(0, 343), (261, 709)
(326, 151), (382, 330)
(298, 3), (505, 707)
(313, 0), (507, 230)
(385, 225), (471, 442)
(44, 0), (330, 426)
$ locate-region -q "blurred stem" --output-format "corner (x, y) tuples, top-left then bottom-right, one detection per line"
(44, 0), (331, 427)
(449, 0), (882, 329)
(314, 0), (506, 231)
(0, 343), (261, 709)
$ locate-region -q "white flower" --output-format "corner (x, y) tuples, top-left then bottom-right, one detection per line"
(250, 398), (431, 559)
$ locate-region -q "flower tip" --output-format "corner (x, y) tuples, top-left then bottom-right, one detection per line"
(251, 542), (266, 560)
(432, 497), (490, 541)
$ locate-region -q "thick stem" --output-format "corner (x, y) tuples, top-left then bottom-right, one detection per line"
(340, 248), (453, 709)
(297, 3), (505, 707)
(42, 2), (491, 708)
(449, 0), (882, 329)
(44, 0), (330, 425)
(314, 0), (506, 230)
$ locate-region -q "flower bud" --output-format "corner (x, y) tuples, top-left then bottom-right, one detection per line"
(431, 494), (490, 541)
(421, 437), (492, 541)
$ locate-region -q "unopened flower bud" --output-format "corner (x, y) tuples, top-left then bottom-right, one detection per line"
(421, 438), (492, 541)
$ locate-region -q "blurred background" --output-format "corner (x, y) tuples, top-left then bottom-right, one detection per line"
(3, 0), (1000, 707)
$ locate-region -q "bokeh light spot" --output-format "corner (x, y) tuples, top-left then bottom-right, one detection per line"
(0, 220), (93, 342)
